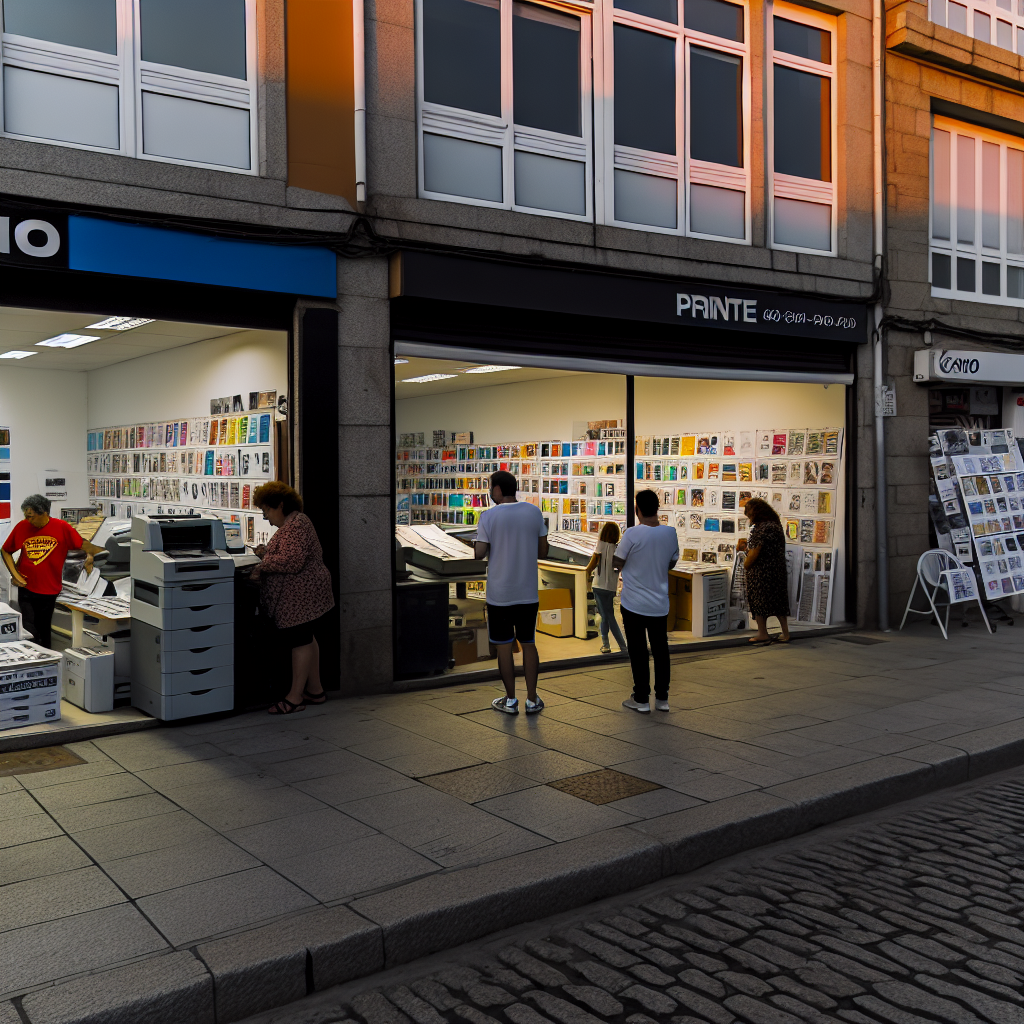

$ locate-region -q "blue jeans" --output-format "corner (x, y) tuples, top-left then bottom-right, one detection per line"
(593, 587), (627, 650)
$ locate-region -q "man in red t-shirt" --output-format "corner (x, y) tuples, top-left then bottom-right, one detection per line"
(2, 495), (104, 649)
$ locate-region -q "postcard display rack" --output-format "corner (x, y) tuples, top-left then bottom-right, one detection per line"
(636, 427), (845, 625)
(86, 414), (275, 547)
(395, 432), (630, 533)
(929, 428), (1024, 600)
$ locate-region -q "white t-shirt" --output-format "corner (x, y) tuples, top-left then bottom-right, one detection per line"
(477, 501), (548, 606)
(593, 539), (618, 592)
(615, 524), (679, 617)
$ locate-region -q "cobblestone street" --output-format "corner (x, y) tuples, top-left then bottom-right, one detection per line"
(251, 767), (1024, 1024)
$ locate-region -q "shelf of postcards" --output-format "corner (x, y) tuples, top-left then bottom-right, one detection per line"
(395, 438), (629, 531)
(635, 426), (844, 568)
(86, 413), (275, 516)
(929, 427), (1024, 600)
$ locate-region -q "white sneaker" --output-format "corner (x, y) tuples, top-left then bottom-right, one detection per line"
(525, 696), (545, 714)
(492, 696), (519, 714)
(622, 697), (651, 714)
(654, 699), (670, 712)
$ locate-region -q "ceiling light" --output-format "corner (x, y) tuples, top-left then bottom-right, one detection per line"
(0, 350), (36, 359)
(86, 316), (155, 331)
(463, 364), (522, 374)
(394, 357), (409, 365)
(401, 373), (459, 383)
(36, 333), (101, 349)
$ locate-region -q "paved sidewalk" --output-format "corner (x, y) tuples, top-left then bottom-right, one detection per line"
(1, 622), (1022, 1023)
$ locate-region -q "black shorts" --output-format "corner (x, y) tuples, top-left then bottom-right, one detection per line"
(487, 602), (539, 645)
(277, 620), (317, 649)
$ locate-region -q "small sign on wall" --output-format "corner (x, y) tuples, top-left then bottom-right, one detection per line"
(39, 470), (68, 501)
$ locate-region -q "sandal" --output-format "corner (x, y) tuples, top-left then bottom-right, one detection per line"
(268, 698), (306, 715)
(303, 689), (327, 705)
(747, 637), (773, 646)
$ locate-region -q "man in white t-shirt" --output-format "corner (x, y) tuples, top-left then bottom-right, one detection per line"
(475, 471), (549, 714)
(613, 489), (679, 713)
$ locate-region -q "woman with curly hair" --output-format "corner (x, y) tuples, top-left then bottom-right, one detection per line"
(741, 497), (791, 645)
(252, 481), (335, 713)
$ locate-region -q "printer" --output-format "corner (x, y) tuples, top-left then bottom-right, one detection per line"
(130, 514), (234, 721)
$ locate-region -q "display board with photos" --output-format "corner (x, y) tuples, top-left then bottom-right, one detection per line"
(395, 429), (629, 533)
(86, 411), (275, 513)
(0, 426), (10, 524)
(930, 427), (1024, 599)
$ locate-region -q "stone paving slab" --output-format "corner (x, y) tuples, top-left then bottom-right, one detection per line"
(0, 623), (1022, 1022)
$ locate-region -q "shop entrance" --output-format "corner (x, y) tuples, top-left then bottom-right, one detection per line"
(0, 303), (289, 745)
(392, 349), (851, 682)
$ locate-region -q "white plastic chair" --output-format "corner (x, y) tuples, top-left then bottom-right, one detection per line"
(899, 549), (992, 639)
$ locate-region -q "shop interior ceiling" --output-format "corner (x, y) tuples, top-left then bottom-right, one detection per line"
(0, 305), (269, 371)
(394, 356), (584, 398)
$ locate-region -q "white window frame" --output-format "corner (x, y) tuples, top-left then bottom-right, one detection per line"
(929, 114), (1024, 307)
(415, 0), (595, 221)
(767, 1), (837, 257)
(600, 0), (751, 242)
(0, 0), (258, 174)
(929, 0), (1024, 56)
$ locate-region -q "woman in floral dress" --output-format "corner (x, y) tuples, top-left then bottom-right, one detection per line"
(741, 497), (791, 644)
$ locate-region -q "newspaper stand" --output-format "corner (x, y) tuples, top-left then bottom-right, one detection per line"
(899, 549), (993, 639)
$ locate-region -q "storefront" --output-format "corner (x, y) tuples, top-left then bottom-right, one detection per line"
(390, 252), (866, 681)
(0, 200), (340, 746)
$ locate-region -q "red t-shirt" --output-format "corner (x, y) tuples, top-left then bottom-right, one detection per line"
(2, 518), (84, 595)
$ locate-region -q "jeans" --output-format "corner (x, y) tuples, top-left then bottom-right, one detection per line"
(592, 587), (627, 650)
(18, 590), (59, 650)
(620, 606), (670, 702)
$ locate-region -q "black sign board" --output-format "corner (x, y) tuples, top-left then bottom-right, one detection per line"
(0, 206), (68, 269)
(395, 252), (868, 344)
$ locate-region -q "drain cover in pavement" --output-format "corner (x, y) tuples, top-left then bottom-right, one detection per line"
(548, 769), (661, 804)
(834, 634), (888, 645)
(0, 746), (87, 778)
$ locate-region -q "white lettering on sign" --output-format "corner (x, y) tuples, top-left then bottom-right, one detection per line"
(939, 354), (981, 376)
(13, 218), (61, 258)
(677, 292), (757, 322)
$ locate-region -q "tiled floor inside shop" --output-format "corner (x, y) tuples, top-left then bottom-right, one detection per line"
(2, 619), (1022, 998)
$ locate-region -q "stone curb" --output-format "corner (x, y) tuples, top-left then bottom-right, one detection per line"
(7, 726), (1023, 1024)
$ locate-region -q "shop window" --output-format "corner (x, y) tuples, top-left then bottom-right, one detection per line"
(0, 0), (257, 173)
(418, 0), (593, 219)
(769, 4), (836, 255)
(930, 0), (1024, 55)
(930, 115), (1024, 306)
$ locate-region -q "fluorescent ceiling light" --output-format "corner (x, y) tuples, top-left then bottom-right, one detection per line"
(401, 373), (459, 383)
(36, 333), (101, 349)
(86, 316), (155, 331)
(394, 357), (409, 364)
(463, 364), (522, 374)
(0, 350), (36, 359)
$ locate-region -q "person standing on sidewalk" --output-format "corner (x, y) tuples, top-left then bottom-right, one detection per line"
(585, 521), (627, 655)
(475, 471), (549, 715)
(741, 497), (791, 644)
(613, 489), (678, 713)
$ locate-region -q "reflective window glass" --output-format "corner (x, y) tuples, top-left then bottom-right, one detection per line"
(773, 17), (830, 63)
(614, 0), (677, 24)
(1008, 148), (1024, 255)
(932, 129), (950, 240)
(774, 65), (830, 181)
(423, 0), (500, 116)
(690, 47), (741, 167)
(2, 0), (116, 55)
(513, 3), (581, 136)
(683, 0), (743, 42)
(957, 134), (974, 245)
(140, 0), (246, 80)
(614, 25), (676, 154)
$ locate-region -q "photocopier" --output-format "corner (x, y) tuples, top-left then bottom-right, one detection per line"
(129, 514), (235, 720)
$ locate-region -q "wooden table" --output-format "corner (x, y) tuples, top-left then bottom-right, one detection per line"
(537, 559), (592, 640)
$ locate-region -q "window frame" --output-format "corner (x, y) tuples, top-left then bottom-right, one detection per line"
(599, 0), (751, 241)
(767, 0), (837, 257)
(415, 0), (595, 220)
(929, 114), (1024, 307)
(929, 0), (1023, 57)
(0, 0), (259, 174)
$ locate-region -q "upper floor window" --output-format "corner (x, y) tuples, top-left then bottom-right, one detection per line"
(930, 115), (1024, 306)
(769, 3), (836, 254)
(0, 0), (257, 173)
(930, 0), (1024, 55)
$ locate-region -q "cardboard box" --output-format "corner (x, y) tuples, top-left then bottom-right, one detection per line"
(0, 602), (22, 643)
(538, 588), (572, 610)
(451, 627), (490, 665)
(537, 607), (573, 637)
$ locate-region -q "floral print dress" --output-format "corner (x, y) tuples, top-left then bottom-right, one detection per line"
(745, 520), (790, 618)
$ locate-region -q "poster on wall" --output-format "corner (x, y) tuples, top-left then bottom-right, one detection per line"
(39, 470), (68, 501)
(0, 426), (10, 524)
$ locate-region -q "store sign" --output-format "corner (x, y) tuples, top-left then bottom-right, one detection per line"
(914, 348), (1024, 384)
(0, 207), (68, 269)
(395, 252), (868, 343)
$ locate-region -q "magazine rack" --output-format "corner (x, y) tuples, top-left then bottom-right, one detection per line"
(899, 549), (993, 640)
